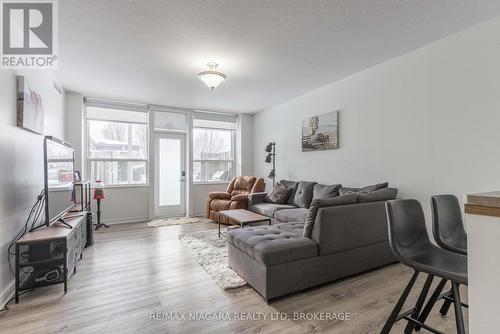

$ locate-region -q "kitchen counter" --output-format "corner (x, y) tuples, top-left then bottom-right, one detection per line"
(465, 191), (500, 217)
(464, 191), (500, 333)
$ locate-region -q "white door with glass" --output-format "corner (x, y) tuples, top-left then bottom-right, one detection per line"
(155, 133), (186, 217)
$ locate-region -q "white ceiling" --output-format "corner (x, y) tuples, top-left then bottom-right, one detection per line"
(56, 0), (500, 113)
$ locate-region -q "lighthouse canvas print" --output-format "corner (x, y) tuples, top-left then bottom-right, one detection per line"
(302, 111), (339, 152)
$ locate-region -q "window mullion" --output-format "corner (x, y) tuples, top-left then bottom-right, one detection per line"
(128, 124), (132, 184)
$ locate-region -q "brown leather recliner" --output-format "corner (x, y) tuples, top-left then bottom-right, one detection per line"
(206, 176), (265, 224)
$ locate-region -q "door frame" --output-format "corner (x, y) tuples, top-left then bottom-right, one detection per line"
(154, 132), (186, 218)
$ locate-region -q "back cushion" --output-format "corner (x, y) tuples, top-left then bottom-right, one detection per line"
(264, 183), (292, 204)
(313, 183), (342, 200)
(279, 180), (298, 205)
(233, 176), (256, 191)
(339, 182), (389, 195)
(293, 181), (317, 208)
(303, 194), (357, 238)
(357, 188), (398, 203)
(311, 201), (389, 255)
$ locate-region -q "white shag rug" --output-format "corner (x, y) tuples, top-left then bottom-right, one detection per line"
(147, 216), (211, 228)
(178, 230), (247, 290)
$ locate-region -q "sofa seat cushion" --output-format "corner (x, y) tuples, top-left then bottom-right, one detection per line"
(274, 208), (309, 223)
(227, 225), (318, 265)
(272, 222), (305, 236)
(250, 203), (295, 217)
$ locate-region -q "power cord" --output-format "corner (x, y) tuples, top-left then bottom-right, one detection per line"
(7, 189), (45, 275)
(0, 289), (33, 312)
(2, 189), (46, 311)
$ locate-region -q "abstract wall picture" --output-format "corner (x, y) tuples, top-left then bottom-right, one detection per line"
(16, 76), (45, 134)
(302, 111), (339, 152)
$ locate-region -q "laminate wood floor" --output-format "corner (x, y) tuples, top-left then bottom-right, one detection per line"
(0, 221), (468, 334)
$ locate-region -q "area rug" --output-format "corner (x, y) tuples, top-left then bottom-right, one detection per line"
(147, 216), (211, 228)
(178, 230), (247, 290)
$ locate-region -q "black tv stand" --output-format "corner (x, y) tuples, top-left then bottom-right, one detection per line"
(15, 212), (89, 304)
(56, 218), (73, 229)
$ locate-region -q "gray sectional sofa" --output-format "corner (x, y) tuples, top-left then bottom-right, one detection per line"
(227, 180), (398, 301)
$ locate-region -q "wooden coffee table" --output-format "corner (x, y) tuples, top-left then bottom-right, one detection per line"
(218, 209), (272, 238)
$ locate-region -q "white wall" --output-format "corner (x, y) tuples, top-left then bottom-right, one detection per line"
(65, 92), (84, 173)
(237, 114), (254, 176)
(253, 15), (500, 220)
(96, 187), (149, 224)
(0, 69), (65, 305)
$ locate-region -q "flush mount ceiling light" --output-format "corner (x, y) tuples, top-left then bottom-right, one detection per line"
(198, 62), (227, 90)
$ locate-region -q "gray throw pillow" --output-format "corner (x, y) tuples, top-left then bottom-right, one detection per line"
(279, 180), (298, 205)
(265, 183), (292, 204)
(293, 181), (317, 208)
(313, 183), (342, 200)
(303, 194), (357, 238)
(357, 188), (398, 203)
(339, 182), (389, 195)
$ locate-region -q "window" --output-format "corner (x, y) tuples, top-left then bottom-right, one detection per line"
(86, 105), (148, 186)
(154, 110), (187, 131)
(192, 113), (236, 183)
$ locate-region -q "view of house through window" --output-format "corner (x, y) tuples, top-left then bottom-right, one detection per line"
(86, 106), (148, 186)
(193, 117), (236, 183)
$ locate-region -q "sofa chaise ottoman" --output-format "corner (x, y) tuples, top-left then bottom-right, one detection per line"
(228, 184), (398, 301)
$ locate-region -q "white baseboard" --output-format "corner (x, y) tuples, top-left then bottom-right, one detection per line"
(0, 280), (15, 308)
(101, 216), (149, 225)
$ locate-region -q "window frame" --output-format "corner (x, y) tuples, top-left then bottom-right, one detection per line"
(192, 125), (236, 184)
(85, 112), (149, 188)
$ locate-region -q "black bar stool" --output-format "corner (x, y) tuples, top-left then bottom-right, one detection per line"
(432, 195), (467, 255)
(415, 195), (468, 330)
(382, 199), (467, 334)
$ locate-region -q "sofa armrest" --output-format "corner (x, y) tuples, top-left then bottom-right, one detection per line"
(208, 191), (231, 200)
(248, 192), (267, 207)
(231, 194), (248, 202)
(311, 201), (389, 256)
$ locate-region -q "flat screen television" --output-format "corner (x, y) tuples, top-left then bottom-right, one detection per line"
(44, 136), (75, 228)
